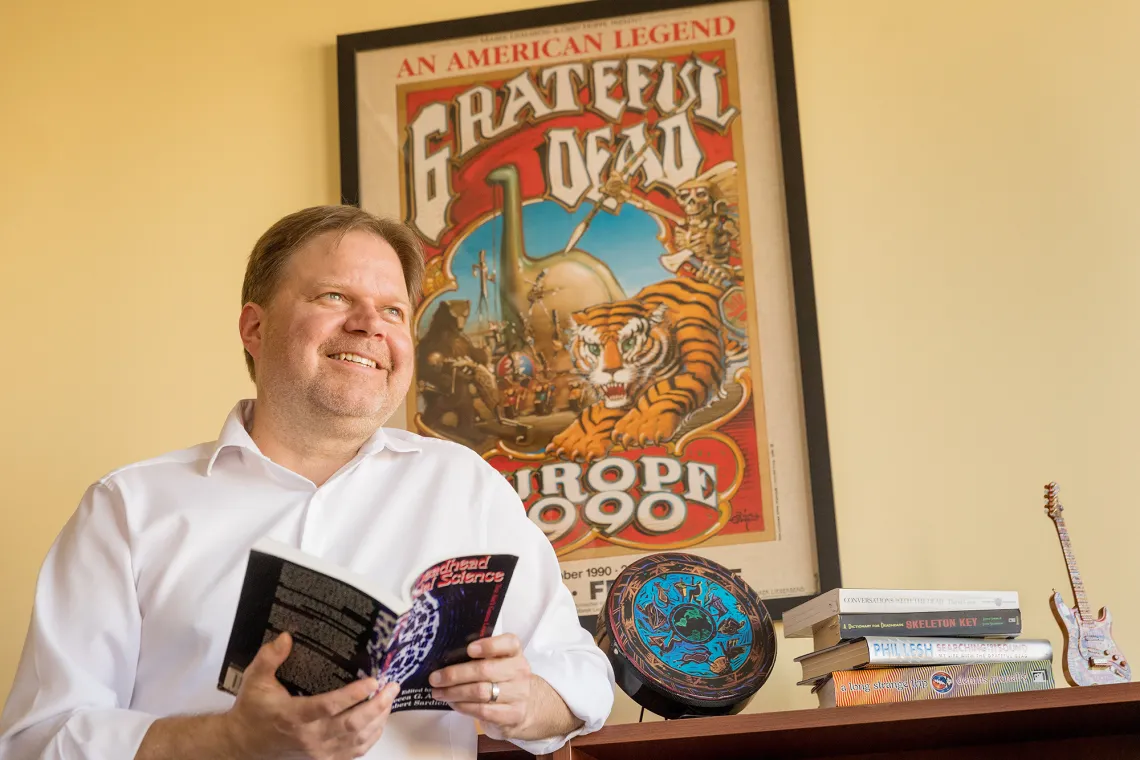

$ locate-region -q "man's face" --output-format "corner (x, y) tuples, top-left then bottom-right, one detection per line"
(241, 229), (414, 428)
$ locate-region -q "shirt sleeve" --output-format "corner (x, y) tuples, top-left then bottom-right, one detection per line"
(478, 469), (616, 756)
(0, 480), (157, 759)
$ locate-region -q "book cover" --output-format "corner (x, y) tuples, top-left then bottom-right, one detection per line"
(811, 660), (1055, 707)
(795, 636), (1052, 683)
(218, 538), (518, 713)
(811, 609), (1022, 649)
(860, 636), (1051, 664)
(783, 588), (1020, 639)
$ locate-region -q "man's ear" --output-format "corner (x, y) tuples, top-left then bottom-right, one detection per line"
(238, 302), (264, 363)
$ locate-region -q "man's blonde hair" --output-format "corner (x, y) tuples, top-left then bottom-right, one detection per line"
(241, 205), (425, 380)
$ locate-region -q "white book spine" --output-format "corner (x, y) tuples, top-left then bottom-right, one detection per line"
(836, 591), (1019, 613)
(865, 636), (1053, 666)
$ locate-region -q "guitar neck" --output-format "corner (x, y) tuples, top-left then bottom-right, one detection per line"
(1052, 514), (1093, 620)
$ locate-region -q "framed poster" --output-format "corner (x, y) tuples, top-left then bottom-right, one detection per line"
(338, 0), (839, 629)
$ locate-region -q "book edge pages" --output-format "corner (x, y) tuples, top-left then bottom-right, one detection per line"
(797, 641), (872, 681)
(251, 536), (409, 616)
(793, 637), (864, 663)
(781, 589), (839, 637)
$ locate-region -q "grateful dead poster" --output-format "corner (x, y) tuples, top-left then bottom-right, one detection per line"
(339, 0), (838, 621)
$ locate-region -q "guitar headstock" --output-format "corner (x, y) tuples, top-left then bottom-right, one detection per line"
(1044, 481), (1064, 519)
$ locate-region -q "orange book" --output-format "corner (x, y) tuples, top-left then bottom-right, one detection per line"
(809, 660), (1054, 708)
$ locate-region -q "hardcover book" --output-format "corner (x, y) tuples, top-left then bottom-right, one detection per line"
(218, 538), (518, 713)
(795, 635), (1053, 683)
(783, 588), (1020, 639)
(811, 660), (1055, 707)
(811, 609), (1022, 650)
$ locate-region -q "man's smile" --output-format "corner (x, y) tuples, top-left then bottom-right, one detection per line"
(328, 352), (380, 370)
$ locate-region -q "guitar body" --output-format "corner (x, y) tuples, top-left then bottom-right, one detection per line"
(1050, 588), (1131, 686)
(1043, 483), (1131, 687)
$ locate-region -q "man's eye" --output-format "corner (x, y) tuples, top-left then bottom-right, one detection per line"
(385, 306), (404, 318)
(322, 292), (345, 301)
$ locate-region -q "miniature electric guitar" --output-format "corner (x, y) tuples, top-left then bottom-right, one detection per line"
(1043, 482), (1131, 686)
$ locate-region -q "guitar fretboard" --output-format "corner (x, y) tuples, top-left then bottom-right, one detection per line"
(1052, 514), (1092, 621)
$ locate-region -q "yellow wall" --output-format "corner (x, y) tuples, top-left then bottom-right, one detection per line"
(3, 0), (1138, 724)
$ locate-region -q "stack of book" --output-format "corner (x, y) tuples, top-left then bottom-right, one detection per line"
(783, 588), (1056, 707)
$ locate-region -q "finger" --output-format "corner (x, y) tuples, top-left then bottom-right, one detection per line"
(351, 694), (399, 756)
(242, 632), (293, 684)
(467, 634), (522, 659)
(293, 676), (383, 722)
(431, 681), (490, 705)
(430, 657), (524, 689)
(332, 682), (399, 738)
(432, 678), (518, 705)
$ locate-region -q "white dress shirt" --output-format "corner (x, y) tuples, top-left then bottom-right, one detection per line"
(0, 400), (614, 759)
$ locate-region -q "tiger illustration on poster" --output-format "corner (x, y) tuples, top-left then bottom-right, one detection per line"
(357, 4), (817, 619)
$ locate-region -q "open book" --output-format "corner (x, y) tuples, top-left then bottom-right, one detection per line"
(218, 538), (518, 713)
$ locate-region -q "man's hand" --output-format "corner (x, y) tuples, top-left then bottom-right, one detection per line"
(428, 634), (582, 742)
(135, 632), (399, 760)
(224, 632), (399, 760)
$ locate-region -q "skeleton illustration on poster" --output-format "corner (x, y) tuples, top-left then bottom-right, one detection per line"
(342, 1), (834, 620)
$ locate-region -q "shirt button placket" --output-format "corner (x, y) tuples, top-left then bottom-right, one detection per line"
(299, 490), (323, 555)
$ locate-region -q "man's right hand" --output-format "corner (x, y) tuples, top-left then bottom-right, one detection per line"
(223, 632), (399, 760)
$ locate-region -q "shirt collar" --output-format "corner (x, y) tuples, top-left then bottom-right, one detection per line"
(205, 399), (421, 476)
(358, 425), (423, 456)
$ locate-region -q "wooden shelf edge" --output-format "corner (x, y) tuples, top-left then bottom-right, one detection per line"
(478, 682), (1140, 756)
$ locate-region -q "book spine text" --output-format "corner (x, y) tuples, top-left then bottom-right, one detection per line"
(837, 591), (1018, 613)
(831, 660), (1054, 706)
(864, 636), (1052, 665)
(833, 610), (1021, 640)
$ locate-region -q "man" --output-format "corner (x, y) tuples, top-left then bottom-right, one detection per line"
(0, 206), (615, 759)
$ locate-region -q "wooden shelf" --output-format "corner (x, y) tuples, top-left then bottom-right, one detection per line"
(478, 682), (1140, 759)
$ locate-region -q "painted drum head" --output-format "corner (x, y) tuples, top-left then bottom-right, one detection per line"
(596, 552), (776, 719)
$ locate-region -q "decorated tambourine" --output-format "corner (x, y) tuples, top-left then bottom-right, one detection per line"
(595, 552), (776, 719)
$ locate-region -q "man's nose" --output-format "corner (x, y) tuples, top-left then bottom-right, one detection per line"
(344, 304), (389, 337)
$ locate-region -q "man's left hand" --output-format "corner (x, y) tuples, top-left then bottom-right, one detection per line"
(429, 633), (535, 736)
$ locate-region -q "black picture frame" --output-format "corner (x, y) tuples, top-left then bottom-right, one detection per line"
(337, 0), (840, 626)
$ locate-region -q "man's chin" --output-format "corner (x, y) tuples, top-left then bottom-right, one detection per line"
(307, 389), (397, 423)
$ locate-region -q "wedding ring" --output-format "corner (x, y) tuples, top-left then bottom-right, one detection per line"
(489, 682), (500, 703)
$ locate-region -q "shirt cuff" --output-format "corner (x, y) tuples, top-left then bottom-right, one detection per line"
(487, 648), (614, 756)
(43, 708), (157, 760)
